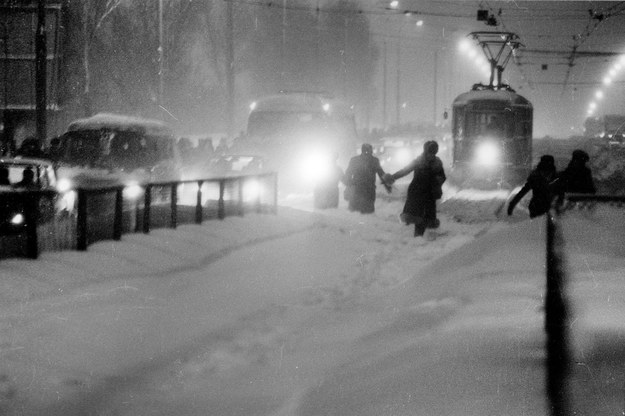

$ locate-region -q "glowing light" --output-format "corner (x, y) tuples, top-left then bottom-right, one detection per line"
(458, 39), (471, 52)
(589, 101), (597, 109)
(389, 0), (399, 9)
(249, 101), (257, 111)
(415, 20), (423, 26)
(609, 68), (617, 77)
(322, 103), (330, 112)
(474, 142), (500, 167)
(123, 182), (143, 200)
(595, 90), (604, 100)
(10, 213), (24, 226)
(56, 177), (72, 193)
(467, 49), (477, 59)
(603, 76), (612, 85)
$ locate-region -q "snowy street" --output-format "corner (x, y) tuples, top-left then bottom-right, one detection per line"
(0, 188), (623, 415)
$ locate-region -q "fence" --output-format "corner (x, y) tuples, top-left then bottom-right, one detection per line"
(0, 172), (278, 259)
(546, 194), (625, 416)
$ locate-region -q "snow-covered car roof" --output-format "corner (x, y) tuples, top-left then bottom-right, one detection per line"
(0, 156), (55, 167)
(67, 113), (175, 137)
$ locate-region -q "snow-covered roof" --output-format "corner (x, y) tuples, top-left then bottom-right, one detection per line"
(453, 89), (532, 108)
(67, 113), (174, 136)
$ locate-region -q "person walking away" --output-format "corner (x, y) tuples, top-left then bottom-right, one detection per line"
(314, 152), (345, 209)
(552, 149), (595, 205)
(344, 143), (390, 214)
(507, 154), (557, 218)
(385, 140), (446, 237)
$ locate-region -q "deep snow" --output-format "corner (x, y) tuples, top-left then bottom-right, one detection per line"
(0, 181), (623, 415)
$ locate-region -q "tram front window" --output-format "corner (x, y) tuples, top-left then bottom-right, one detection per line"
(467, 113), (510, 139)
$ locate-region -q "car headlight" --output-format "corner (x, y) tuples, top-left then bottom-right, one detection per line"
(123, 181), (144, 200)
(299, 150), (332, 185)
(243, 179), (263, 201)
(56, 177), (73, 193)
(394, 148), (413, 166)
(10, 213), (25, 226)
(474, 142), (500, 166)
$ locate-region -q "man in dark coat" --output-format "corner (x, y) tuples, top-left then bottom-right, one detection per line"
(344, 143), (389, 214)
(386, 140), (446, 237)
(507, 154), (557, 218)
(555, 149), (596, 195)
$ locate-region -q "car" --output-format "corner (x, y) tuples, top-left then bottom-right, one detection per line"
(0, 156), (71, 235)
(54, 113), (184, 198)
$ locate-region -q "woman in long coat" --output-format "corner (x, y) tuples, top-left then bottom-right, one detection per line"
(387, 141), (446, 237)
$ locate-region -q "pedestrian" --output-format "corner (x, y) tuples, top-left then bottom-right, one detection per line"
(507, 154), (557, 218)
(344, 143), (390, 214)
(14, 167), (36, 189)
(385, 140), (447, 237)
(314, 152), (345, 209)
(0, 167), (10, 185)
(554, 149), (596, 197)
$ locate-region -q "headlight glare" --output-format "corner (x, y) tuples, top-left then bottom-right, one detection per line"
(123, 182), (143, 200)
(10, 213), (25, 225)
(475, 142), (500, 166)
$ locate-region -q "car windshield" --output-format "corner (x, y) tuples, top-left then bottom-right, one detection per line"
(59, 129), (175, 170)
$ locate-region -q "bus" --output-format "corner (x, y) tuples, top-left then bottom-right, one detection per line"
(243, 92), (359, 193)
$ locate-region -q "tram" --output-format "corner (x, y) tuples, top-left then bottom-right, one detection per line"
(450, 32), (533, 188)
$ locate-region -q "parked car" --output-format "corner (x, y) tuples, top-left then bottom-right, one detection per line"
(0, 156), (71, 235)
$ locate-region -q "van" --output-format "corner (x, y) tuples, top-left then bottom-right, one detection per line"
(55, 113), (183, 189)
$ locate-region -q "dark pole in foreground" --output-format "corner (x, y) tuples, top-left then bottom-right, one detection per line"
(546, 212), (570, 416)
(35, 0), (47, 147)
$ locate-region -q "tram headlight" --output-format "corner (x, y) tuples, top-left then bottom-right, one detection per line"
(474, 141), (500, 167)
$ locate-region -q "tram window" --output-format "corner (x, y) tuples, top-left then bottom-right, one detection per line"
(467, 113), (509, 138)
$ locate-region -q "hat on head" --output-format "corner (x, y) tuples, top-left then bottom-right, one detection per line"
(426, 140), (439, 155)
(361, 143), (373, 155)
(571, 149), (589, 163)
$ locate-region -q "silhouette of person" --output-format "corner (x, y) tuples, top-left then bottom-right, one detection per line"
(507, 154), (557, 218)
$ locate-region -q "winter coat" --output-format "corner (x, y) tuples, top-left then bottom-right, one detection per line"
(507, 169), (556, 218)
(556, 164), (596, 194)
(344, 153), (386, 213)
(392, 154), (446, 224)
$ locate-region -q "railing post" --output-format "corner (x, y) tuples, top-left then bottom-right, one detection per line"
(272, 172), (278, 214)
(113, 188), (123, 240)
(218, 179), (225, 219)
(76, 189), (88, 251)
(143, 185), (151, 234)
(545, 211), (570, 416)
(238, 177), (244, 216)
(170, 183), (177, 229)
(24, 192), (39, 259)
(255, 175), (262, 213)
(195, 180), (203, 224)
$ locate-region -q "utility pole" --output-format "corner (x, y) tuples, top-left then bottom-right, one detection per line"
(158, 0), (164, 116)
(226, 0), (234, 139)
(35, 0), (47, 146)
(382, 40), (387, 128)
(395, 36), (400, 126)
(433, 49), (438, 125)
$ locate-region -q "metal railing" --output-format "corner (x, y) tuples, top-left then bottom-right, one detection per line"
(545, 194), (625, 416)
(0, 172), (278, 259)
